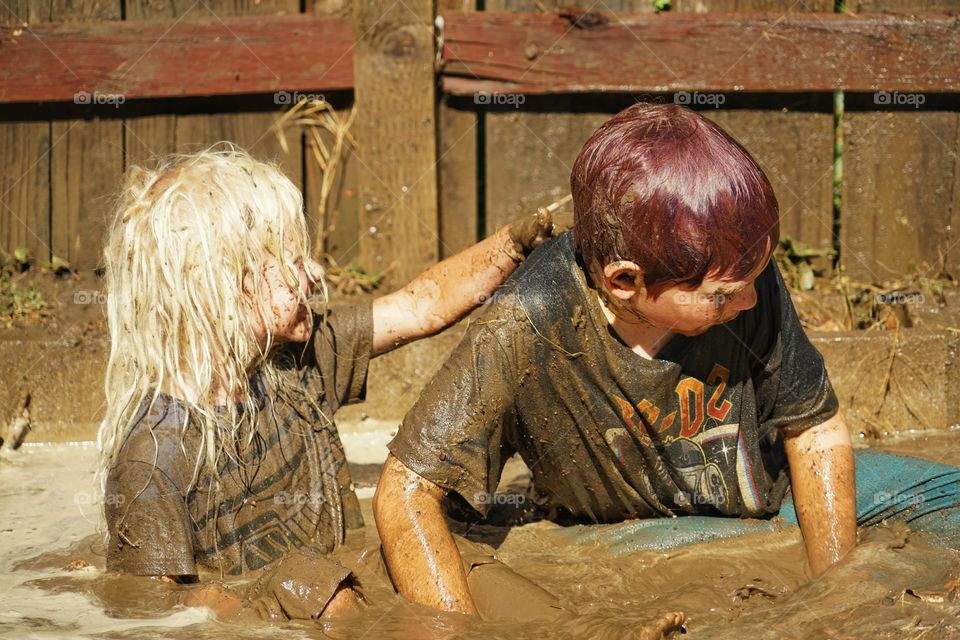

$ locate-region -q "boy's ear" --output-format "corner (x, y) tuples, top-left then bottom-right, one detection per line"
(602, 261), (643, 301)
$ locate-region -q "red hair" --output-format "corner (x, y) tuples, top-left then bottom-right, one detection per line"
(571, 103), (779, 298)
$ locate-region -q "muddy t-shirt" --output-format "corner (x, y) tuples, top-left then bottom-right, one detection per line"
(105, 301), (373, 577)
(390, 233), (839, 522)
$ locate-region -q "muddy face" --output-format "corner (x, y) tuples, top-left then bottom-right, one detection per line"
(247, 250), (314, 347)
(601, 259), (768, 338)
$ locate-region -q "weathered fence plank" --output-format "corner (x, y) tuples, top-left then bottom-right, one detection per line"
(842, 109), (960, 282)
(0, 121), (50, 262)
(438, 94), (479, 258)
(482, 0), (652, 235)
(352, 0), (439, 285)
(343, 0), (446, 425)
(302, 0), (359, 264)
(441, 10), (960, 95)
(0, 16), (354, 103)
(675, 0), (835, 259)
(437, 0), (479, 259)
(841, 0), (960, 283)
(302, 104), (360, 264)
(47, 0), (123, 271)
(1, 3), (50, 262)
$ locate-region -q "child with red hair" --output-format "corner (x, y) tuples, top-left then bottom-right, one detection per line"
(375, 103), (856, 618)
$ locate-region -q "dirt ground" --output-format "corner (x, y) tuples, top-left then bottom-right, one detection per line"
(0, 262), (105, 342)
(3, 254), (957, 345)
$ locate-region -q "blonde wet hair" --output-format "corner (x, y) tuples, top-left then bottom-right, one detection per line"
(97, 143), (322, 498)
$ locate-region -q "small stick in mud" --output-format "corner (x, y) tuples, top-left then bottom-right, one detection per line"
(3, 390), (32, 450)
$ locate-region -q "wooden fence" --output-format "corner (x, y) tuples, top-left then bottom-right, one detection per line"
(1, 0), (959, 290)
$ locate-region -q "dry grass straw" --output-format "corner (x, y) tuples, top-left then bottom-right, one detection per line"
(273, 99), (358, 255)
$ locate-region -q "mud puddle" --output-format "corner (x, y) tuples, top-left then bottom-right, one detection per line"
(869, 430), (960, 468)
(4, 442), (960, 639)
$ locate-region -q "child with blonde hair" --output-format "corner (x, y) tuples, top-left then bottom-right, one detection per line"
(99, 144), (556, 619)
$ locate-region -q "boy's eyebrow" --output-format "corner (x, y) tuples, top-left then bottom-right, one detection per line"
(710, 283), (746, 296)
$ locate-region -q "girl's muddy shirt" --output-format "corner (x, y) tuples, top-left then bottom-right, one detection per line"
(105, 302), (372, 577)
(389, 233), (839, 522)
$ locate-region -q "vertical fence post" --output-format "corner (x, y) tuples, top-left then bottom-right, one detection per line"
(346, 0), (452, 423)
(352, 0), (440, 287)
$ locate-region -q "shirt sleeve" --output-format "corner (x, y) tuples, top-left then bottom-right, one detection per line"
(387, 302), (520, 517)
(753, 260), (840, 438)
(310, 299), (374, 411)
(105, 460), (197, 577)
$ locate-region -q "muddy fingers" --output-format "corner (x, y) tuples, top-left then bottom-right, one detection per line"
(636, 611), (686, 640)
(506, 208), (555, 260)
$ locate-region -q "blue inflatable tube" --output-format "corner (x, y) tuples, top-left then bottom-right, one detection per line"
(545, 449), (960, 555)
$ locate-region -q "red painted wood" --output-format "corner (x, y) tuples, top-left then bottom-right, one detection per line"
(0, 15), (353, 103)
(440, 11), (960, 95)
(3, 11), (957, 103)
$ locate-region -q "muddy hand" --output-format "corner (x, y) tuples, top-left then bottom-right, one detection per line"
(506, 207), (569, 260)
(636, 611), (685, 640)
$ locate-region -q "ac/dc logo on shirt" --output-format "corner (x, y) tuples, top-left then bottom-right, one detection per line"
(613, 363), (734, 442)
(605, 363), (763, 513)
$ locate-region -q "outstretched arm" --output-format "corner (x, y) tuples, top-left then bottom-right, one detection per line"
(374, 454), (477, 614)
(783, 411), (857, 576)
(370, 212), (554, 356)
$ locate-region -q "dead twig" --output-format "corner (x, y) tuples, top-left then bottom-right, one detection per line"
(273, 99), (358, 253)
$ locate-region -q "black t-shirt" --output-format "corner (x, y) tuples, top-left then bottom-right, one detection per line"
(105, 301), (373, 577)
(389, 233), (838, 523)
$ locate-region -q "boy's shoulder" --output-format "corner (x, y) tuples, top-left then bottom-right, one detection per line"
(488, 232), (586, 322)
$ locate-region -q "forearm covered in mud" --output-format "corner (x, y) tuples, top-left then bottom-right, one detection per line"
(374, 454), (478, 614)
(371, 225), (524, 355)
(371, 203), (564, 357)
(784, 411), (857, 576)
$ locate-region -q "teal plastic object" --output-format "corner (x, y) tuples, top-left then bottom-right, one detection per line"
(544, 449), (960, 555)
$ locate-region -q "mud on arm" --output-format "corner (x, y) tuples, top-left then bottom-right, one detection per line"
(370, 211), (555, 356)
(374, 453), (478, 614)
(783, 411), (857, 576)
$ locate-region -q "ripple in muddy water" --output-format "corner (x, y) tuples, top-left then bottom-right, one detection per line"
(4, 442), (960, 639)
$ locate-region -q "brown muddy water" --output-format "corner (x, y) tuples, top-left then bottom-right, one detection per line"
(3, 436), (960, 640)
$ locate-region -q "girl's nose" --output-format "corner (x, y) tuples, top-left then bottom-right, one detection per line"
(300, 269), (313, 298)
